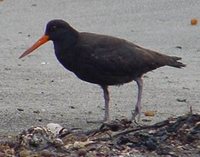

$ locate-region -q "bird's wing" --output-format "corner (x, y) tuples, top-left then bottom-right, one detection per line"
(75, 39), (158, 77)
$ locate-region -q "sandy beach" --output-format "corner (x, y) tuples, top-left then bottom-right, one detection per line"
(0, 0), (199, 137)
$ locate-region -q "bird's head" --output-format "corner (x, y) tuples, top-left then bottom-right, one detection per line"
(19, 19), (78, 59)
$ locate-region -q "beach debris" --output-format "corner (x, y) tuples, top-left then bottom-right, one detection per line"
(191, 18), (198, 25)
(0, 113), (199, 156)
(144, 111), (156, 117)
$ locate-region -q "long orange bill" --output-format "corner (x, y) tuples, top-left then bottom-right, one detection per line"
(19, 35), (49, 59)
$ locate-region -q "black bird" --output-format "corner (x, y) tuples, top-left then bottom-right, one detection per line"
(19, 19), (185, 122)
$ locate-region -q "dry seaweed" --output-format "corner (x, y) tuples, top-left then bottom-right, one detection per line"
(0, 113), (199, 156)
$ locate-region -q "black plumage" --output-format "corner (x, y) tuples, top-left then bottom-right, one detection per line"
(20, 19), (185, 122)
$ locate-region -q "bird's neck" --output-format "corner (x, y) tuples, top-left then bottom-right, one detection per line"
(53, 31), (79, 72)
(54, 30), (79, 49)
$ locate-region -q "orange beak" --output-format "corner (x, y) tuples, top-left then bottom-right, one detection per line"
(19, 35), (49, 59)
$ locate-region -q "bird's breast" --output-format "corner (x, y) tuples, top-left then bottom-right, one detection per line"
(54, 46), (77, 73)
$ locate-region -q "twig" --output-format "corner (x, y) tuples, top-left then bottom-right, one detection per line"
(113, 119), (170, 138)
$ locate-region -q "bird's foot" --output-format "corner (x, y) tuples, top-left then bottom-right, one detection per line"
(87, 113), (110, 124)
(130, 110), (141, 125)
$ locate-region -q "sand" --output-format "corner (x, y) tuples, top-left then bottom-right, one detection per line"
(0, 0), (199, 136)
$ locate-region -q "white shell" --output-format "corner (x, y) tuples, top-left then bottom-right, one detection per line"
(46, 123), (64, 135)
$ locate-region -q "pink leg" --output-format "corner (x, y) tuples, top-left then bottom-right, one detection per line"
(131, 77), (143, 121)
(87, 85), (110, 123)
(102, 85), (110, 122)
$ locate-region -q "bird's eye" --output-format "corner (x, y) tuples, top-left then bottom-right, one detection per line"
(50, 25), (57, 32)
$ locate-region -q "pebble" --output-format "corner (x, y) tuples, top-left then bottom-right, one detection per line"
(17, 108), (24, 112)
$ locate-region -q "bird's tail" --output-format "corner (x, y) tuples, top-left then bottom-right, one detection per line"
(166, 56), (186, 68)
